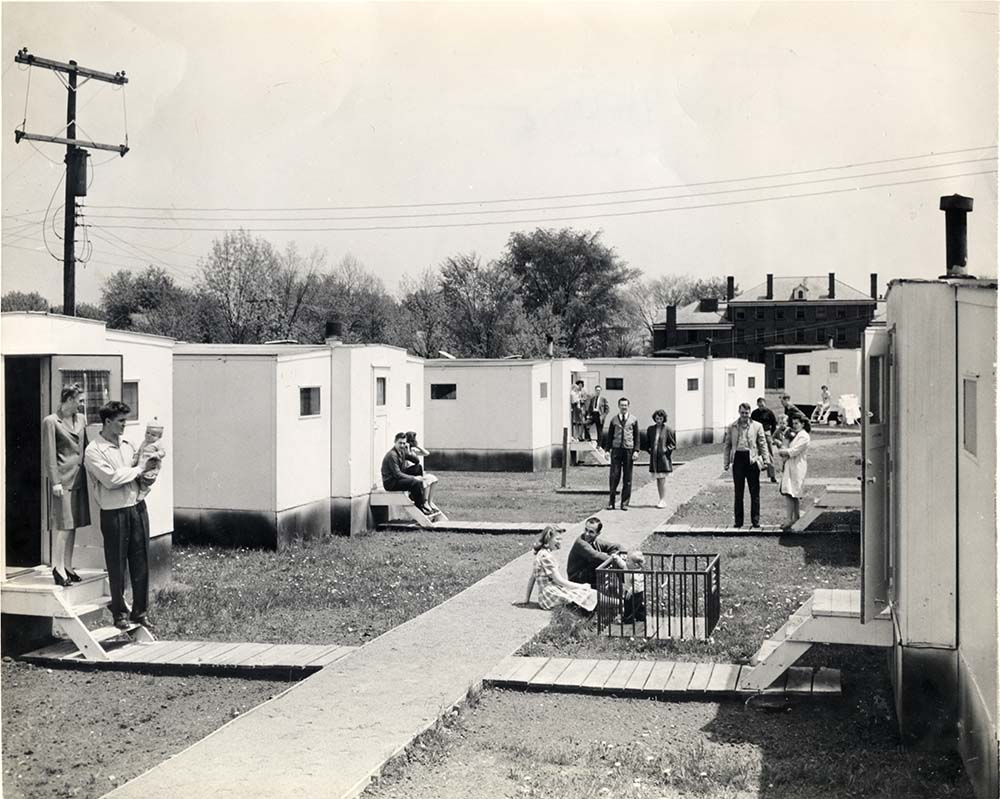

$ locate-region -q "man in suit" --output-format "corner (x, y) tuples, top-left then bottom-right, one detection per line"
(604, 397), (640, 511)
(586, 385), (610, 443)
(723, 402), (772, 529)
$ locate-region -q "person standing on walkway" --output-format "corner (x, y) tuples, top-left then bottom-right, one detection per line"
(750, 397), (778, 483)
(778, 415), (811, 528)
(84, 400), (156, 630)
(525, 525), (598, 612)
(42, 383), (91, 586)
(586, 385), (609, 444)
(604, 397), (640, 511)
(723, 402), (771, 529)
(646, 409), (676, 509)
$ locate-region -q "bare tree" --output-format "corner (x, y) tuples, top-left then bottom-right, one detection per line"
(397, 267), (450, 357)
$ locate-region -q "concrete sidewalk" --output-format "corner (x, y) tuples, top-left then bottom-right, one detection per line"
(107, 455), (724, 799)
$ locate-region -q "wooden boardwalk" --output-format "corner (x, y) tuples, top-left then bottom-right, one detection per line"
(377, 520), (549, 534)
(654, 522), (856, 536)
(483, 656), (841, 698)
(22, 638), (357, 677)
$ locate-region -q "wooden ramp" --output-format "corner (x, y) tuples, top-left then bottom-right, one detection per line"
(22, 638), (357, 677)
(483, 656), (840, 698)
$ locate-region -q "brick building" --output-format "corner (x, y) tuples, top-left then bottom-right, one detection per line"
(653, 273), (881, 389)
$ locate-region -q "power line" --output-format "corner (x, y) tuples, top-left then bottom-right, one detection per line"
(81, 158), (998, 223)
(82, 145), (998, 212)
(84, 169), (998, 233)
(85, 227), (202, 276)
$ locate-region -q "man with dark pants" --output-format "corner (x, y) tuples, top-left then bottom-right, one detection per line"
(723, 402), (771, 529)
(381, 432), (432, 515)
(750, 396), (778, 483)
(604, 397), (640, 511)
(586, 385), (609, 445)
(84, 400), (156, 630)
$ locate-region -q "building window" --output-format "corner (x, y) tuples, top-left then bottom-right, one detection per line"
(375, 377), (387, 407)
(796, 290), (805, 300)
(748, 376), (756, 388)
(59, 369), (112, 426)
(686, 330), (698, 344)
(755, 329), (764, 343)
(837, 307), (847, 319)
(405, 383), (412, 408)
(540, 382), (548, 399)
(755, 308), (766, 320)
(829, 361), (839, 374)
(121, 381), (140, 421)
(794, 328), (805, 343)
(795, 307), (806, 320)
(687, 378), (699, 391)
(963, 379), (977, 456)
(816, 306), (827, 319)
(606, 377), (624, 390)
(775, 309), (786, 321)
(300, 387), (321, 417)
(815, 329), (826, 344)
(837, 327), (847, 343)
(797, 365), (810, 375)
(735, 309), (746, 321)
(727, 373), (736, 387)
(430, 383), (457, 400)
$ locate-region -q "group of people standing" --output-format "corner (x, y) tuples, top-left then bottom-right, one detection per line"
(41, 384), (164, 631)
(724, 395), (811, 529)
(602, 397), (677, 512)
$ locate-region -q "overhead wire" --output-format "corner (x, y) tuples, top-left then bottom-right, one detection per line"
(83, 145), (998, 212)
(84, 169), (998, 233)
(41, 173), (65, 261)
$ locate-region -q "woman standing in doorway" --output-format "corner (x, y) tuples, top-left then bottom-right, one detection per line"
(646, 409), (676, 509)
(41, 384), (91, 586)
(777, 415), (811, 529)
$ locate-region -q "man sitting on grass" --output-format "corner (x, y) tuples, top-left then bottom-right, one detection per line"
(567, 517), (624, 589)
(381, 432), (434, 516)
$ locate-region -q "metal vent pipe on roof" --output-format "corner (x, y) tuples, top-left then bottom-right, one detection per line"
(325, 319), (344, 343)
(726, 276), (735, 301)
(939, 194), (975, 279)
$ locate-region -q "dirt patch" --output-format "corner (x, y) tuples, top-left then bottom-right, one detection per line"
(1, 658), (290, 799)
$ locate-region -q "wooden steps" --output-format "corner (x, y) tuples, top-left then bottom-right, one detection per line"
(369, 490), (449, 528)
(22, 638), (358, 676)
(483, 656), (840, 698)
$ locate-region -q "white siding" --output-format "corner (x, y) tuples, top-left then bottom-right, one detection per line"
(274, 353), (331, 512)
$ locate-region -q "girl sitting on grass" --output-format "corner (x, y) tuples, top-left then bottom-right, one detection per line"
(525, 525), (598, 612)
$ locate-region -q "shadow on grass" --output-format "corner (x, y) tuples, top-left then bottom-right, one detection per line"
(778, 529), (860, 568)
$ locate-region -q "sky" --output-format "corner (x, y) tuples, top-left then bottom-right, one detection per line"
(2, 1), (997, 308)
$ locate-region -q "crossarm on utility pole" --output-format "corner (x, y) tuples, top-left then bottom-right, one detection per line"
(14, 50), (127, 85)
(14, 131), (128, 155)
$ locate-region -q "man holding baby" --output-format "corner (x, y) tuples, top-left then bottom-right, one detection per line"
(84, 400), (163, 631)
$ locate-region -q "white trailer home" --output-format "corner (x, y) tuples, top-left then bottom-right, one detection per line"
(173, 337), (422, 543)
(583, 357), (765, 446)
(422, 358), (584, 471)
(1, 312), (175, 651)
(783, 347), (862, 415)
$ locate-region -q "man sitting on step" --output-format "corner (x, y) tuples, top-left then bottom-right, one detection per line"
(381, 432), (434, 516)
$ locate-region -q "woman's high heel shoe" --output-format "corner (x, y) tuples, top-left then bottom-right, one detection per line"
(65, 569), (82, 583)
(52, 568), (71, 587)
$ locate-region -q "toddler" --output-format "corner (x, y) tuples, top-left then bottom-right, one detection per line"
(135, 418), (166, 500)
(621, 550), (647, 624)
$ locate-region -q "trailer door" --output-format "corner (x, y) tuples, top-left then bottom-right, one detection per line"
(861, 327), (891, 622)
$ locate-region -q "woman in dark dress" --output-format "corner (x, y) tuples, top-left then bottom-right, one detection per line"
(41, 384), (91, 586)
(646, 409), (677, 509)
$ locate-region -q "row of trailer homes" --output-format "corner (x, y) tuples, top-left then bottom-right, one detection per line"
(1, 204), (997, 795)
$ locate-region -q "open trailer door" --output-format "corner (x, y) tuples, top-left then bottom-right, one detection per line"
(861, 327), (892, 623)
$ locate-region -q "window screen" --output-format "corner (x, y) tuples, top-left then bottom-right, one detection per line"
(431, 384), (457, 400)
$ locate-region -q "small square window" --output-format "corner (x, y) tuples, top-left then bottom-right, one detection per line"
(687, 378), (699, 391)
(375, 377), (387, 407)
(963, 378), (977, 456)
(797, 365), (810, 375)
(606, 377), (624, 390)
(735, 309), (746, 321)
(406, 383), (412, 408)
(829, 361), (839, 375)
(837, 307), (847, 319)
(795, 307), (806, 320)
(430, 383), (457, 400)
(776, 309), (786, 321)
(540, 382), (548, 399)
(748, 376), (756, 388)
(122, 381), (140, 421)
(755, 308), (766, 320)
(300, 387), (321, 417)
(816, 306), (827, 319)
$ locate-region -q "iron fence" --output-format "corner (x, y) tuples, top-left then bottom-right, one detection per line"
(596, 553), (720, 641)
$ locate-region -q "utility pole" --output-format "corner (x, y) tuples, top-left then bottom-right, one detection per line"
(14, 48), (129, 316)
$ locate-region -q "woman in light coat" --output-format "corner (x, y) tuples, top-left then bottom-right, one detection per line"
(777, 415), (810, 528)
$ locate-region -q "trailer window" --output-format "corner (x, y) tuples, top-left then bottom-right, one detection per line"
(431, 383), (457, 400)
(963, 378), (977, 457)
(300, 387), (321, 417)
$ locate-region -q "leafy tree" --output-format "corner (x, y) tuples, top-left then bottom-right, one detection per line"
(304, 255), (400, 345)
(2, 290), (49, 311)
(397, 267), (450, 357)
(438, 252), (532, 358)
(500, 228), (638, 356)
(101, 267), (184, 330)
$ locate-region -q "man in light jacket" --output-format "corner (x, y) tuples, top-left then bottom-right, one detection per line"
(723, 402), (772, 529)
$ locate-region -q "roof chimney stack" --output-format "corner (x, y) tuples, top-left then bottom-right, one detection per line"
(765, 274), (773, 300)
(939, 194), (975, 279)
(726, 276), (735, 301)
(870, 273), (879, 300)
(828, 272), (836, 299)
(666, 305), (677, 330)
(325, 319), (344, 344)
